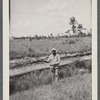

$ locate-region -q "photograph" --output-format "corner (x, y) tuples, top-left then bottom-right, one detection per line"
(7, 0), (96, 99)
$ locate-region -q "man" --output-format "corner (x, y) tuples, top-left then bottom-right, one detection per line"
(43, 48), (60, 81)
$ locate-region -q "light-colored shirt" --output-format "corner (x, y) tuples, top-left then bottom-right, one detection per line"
(48, 54), (60, 66)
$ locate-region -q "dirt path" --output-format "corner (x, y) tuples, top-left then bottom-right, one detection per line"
(10, 55), (91, 77)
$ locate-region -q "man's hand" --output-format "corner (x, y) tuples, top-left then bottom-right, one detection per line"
(42, 57), (49, 63)
(50, 62), (58, 66)
(50, 62), (54, 66)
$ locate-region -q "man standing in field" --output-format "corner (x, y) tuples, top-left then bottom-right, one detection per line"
(43, 48), (60, 82)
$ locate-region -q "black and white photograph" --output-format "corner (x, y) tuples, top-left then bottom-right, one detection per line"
(7, 0), (97, 99)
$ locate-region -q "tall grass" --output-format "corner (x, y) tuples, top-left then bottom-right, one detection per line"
(10, 73), (92, 100)
(10, 37), (92, 60)
(10, 60), (91, 95)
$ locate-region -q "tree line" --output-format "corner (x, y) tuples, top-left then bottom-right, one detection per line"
(10, 17), (92, 40)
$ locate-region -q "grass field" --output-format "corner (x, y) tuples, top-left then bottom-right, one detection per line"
(10, 36), (92, 100)
(10, 73), (92, 100)
(9, 37), (91, 60)
(10, 60), (91, 95)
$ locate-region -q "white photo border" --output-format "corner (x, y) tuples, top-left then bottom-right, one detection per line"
(3, 0), (97, 100)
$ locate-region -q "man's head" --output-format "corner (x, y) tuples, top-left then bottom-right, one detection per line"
(52, 48), (57, 56)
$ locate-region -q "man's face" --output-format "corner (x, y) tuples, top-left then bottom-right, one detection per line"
(52, 50), (56, 55)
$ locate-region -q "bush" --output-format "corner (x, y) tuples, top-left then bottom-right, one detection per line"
(75, 60), (86, 69)
(10, 79), (16, 94)
(85, 60), (92, 73)
(69, 40), (76, 44)
(10, 51), (26, 60)
(59, 64), (79, 79)
(59, 66), (73, 78)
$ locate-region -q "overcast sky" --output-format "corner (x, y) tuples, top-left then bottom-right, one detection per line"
(10, 0), (91, 37)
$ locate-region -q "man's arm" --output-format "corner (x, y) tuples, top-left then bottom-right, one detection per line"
(42, 56), (51, 63)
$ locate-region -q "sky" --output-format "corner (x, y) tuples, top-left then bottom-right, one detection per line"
(10, 0), (92, 37)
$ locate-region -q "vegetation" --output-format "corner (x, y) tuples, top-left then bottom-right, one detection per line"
(10, 32), (91, 40)
(9, 37), (91, 60)
(10, 60), (91, 95)
(9, 17), (92, 60)
(10, 73), (92, 100)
